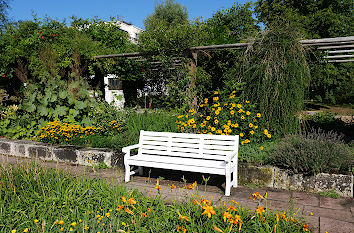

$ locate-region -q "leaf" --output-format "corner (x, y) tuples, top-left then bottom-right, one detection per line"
(69, 108), (79, 117)
(81, 117), (92, 126)
(75, 101), (87, 110)
(50, 94), (58, 102)
(59, 90), (69, 99)
(54, 106), (68, 116)
(37, 106), (49, 116)
(24, 103), (36, 113)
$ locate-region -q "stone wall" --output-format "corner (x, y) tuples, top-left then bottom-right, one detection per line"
(0, 138), (124, 168)
(0, 138), (352, 197)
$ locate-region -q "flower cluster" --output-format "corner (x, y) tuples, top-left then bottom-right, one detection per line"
(37, 121), (101, 144)
(176, 91), (272, 148)
(109, 120), (120, 130)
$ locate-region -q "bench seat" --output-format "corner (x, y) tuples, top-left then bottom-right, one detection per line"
(123, 130), (239, 196)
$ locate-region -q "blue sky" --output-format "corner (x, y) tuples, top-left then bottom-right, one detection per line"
(7, 0), (250, 29)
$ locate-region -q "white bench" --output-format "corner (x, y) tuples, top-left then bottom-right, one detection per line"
(122, 130), (239, 196)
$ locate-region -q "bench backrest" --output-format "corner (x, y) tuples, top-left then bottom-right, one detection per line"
(138, 130), (239, 161)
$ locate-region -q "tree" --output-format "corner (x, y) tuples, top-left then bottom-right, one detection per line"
(206, 2), (258, 44)
(255, 0), (354, 38)
(0, 0), (10, 32)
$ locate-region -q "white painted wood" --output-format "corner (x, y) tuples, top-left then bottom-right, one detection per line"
(123, 130), (239, 196)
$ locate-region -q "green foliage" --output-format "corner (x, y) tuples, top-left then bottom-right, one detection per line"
(318, 189), (339, 199)
(269, 129), (352, 175)
(0, 163), (309, 233)
(241, 23), (311, 135)
(19, 76), (99, 125)
(255, 0), (354, 38)
(205, 2), (258, 44)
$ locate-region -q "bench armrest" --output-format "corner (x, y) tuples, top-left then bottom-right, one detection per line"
(122, 144), (140, 155)
(225, 150), (238, 163)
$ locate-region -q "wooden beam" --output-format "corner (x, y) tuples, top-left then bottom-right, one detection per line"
(94, 52), (141, 59)
(300, 36), (354, 44)
(302, 40), (354, 47)
(189, 43), (250, 51)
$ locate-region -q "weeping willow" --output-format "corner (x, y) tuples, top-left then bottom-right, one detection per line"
(241, 24), (311, 135)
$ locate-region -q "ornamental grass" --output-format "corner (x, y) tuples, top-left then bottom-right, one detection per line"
(0, 163), (310, 232)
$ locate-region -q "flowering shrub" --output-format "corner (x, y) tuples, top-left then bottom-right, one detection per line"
(37, 120), (120, 144)
(176, 91), (272, 148)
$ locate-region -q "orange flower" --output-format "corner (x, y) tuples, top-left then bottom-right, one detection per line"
(177, 211), (190, 222)
(213, 225), (224, 232)
(201, 205), (216, 218)
(117, 205), (124, 211)
(250, 192), (264, 200)
(222, 212), (233, 222)
(303, 224), (309, 232)
(127, 198), (136, 205)
(169, 184), (176, 189)
(188, 181), (197, 190)
(124, 208), (134, 215)
(255, 206), (265, 217)
(141, 212), (148, 217)
(121, 196), (127, 203)
(227, 205), (237, 212)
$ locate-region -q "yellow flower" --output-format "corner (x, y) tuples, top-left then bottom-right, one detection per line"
(121, 222), (126, 226)
(259, 146), (264, 150)
(71, 222), (77, 227)
(230, 110), (235, 115)
(254, 125), (258, 129)
(245, 100), (250, 103)
(241, 116), (245, 120)
(237, 104), (242, 108)
(177, 211), (190, 222)
(240, 133), (244, 137)
(105, 212), (110, 217)
(23, 228), (29, 233)
(11, 230), (16, 233)
(201, 205), (216, 218)
(69, 228), (73, 232)
(214, 91), (219, 94)
(257, 113), (261, 117)
(250, 130), (254, 135)
(79, 219), (82, 223)
(246, 111), (251, 115)
(215, 110), (220, 115)
(249, 123), (253, 127)
(267, 134), (272, 138)
(60, 228), (64, 232)
(211, 127), (216, 131)
(213, 97), (219, 101)
(84, 225), (89, 231)
(58, 220), (64, 225)
(303, 224), (309, 232)
(214, 119), (219, 124)
(264, 129), (268, 134)
(206, 116), (211, 120)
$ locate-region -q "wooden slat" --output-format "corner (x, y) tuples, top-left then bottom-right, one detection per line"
(170, 146), (201, 154)
(202, 149), (232, 156)
(318, 44), (354, 50)
(171, 138), (201, 144)
(327, 49), (354, 54)
(324, 55), (354, 59)
(203, 144), (235, 150)
(300, 36), (354, 44)
(141, 140), (170, 146)
(138, 149), (227, 161)
(140, 145), (169, 151)
(327, 59), (354, 63)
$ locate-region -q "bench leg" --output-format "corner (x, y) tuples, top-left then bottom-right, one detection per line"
(125, 164), (130, 182)
(138, 166), (143, 175)
(225, 169), (231, 196)
(233, 166), (238, 187)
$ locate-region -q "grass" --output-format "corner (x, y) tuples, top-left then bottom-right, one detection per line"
(0, 162), (311, 232)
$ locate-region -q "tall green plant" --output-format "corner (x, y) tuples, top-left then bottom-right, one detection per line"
(241, 23), (311, 135)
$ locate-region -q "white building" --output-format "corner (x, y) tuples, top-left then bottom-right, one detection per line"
(103, 21), (143, 108)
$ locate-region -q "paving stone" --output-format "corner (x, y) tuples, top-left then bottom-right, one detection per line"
(306, 215), (320, 233)
(266, 189), (292, 201)
(351, 207), (354, 217)
(303, 206), (353, 223)
(320, 196), (354, 211)
(292, 191), (320, 207)
(320, 217), (354, 233)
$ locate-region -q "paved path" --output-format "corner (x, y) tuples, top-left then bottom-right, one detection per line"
(1, 155), (353, 233)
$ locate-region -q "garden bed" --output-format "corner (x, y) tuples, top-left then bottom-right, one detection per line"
(1, 138), (352, 198)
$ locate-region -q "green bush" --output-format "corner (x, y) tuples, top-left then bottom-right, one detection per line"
(269, 129), (352, 175)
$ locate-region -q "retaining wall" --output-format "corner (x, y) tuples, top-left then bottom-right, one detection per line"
(0, 138), (352, 197)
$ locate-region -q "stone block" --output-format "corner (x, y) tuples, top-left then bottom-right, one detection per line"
(111, 151), (124, 168)
(238, 163), (274, 187)
(314, 173), (352, 198)
(319, 217), (354, 233)
(53, 146), (78, 162)
(0, 140), (11, 154)
(28, 146), (50, 158)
